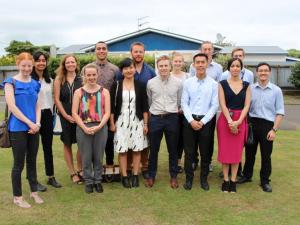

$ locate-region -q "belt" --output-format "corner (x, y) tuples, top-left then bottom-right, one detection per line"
(151, 113), (176, 118)
(192, 114), (204, 121)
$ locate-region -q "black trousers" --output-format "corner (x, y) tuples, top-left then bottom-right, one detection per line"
(177, 113), (184, 160)
(148, 114), (179, 179)
(208, 115), (216, 164)
(183, 118), (213, 181)
(40, 109), (54, 176)
(243, 118), (274, 185)
(10, 131), (39, 196)
(105, 120), (114, 165)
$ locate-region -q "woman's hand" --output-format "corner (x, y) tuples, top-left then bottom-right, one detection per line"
(109, 123), (116, 132)
(83, 126), (94, 135)
(228, 121), (239, 135)
(143, 124), (148, 135)
(28, 122), (40, 134)
(65, 115), (75, 123)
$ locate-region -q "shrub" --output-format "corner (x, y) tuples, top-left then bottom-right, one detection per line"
(289, 62), (300, 88)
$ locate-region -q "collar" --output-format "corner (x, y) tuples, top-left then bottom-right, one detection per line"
(96, 59), (107, 67)
(195, 74), (207, 83)
(254, 81), (272, 90)
(158, 74), (170, 81)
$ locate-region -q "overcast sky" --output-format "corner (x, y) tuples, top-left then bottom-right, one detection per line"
(0, 0), (299, 55)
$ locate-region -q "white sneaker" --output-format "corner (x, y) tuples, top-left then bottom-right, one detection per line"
(30, 192), (44, 204)
(13, 197), (31, 208)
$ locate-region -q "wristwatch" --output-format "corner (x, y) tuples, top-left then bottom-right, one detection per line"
(272, 127), (277, 133)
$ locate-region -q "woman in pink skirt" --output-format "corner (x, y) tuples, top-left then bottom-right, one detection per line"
(217, 58), (251, 193)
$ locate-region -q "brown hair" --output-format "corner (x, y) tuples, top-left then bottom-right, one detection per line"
(55, 54), (80, 84)
(81, 63), (98, 85)
(171, 51), (184, 61)
(231, 48), (245, 57)
(16, 52), (34, 65)
(156, 55), (170, 66)
(130, 42), (145, 52)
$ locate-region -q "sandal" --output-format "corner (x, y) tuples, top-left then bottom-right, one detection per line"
(77, 170), (84, 182)
(70, 173), (83, 184)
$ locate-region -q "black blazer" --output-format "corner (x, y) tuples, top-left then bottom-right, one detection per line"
(110, 80), (148, 123)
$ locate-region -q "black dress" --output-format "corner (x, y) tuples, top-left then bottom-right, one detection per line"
(59, 75), (82, 146)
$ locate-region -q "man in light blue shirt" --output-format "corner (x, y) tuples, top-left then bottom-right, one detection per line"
(189, 41), (222, 171)
(181, 53), (219, 191)
(220, 48), (254, 84)
(238, 62), (284, 193)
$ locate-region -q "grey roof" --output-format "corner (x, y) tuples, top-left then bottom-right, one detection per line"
(220, 46), (287, 55)
(57, 44), (93, 55)
(244, 61), (296, 67)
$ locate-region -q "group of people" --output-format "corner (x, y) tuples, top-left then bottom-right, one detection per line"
(2, 40), (284, 209)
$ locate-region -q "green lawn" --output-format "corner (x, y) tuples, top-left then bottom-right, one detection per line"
(0, 131), (299, 225)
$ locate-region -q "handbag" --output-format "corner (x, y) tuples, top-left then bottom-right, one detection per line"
(53, 105), (62, 135)
(0, 105), (11, 148)
(102, 165), (121, 183)
(246, 122), (254, 145)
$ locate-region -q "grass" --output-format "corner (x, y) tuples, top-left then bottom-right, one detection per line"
(0, 130), (299, 225)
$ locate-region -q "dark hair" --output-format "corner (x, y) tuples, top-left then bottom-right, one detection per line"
(130, 42), (145, 52)
(256, 62), (271, 72)
(227, 58), (243, 71)
(119, 58), (134, 71)
(94, 41), (107, 49)
(193, 53), (208, 62)
(31, 50), (51, 83)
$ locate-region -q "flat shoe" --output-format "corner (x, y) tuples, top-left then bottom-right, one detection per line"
(30, 193), (44, 204)
(13, 197), (31, 208)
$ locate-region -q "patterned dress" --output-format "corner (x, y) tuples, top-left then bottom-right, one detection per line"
(114, 90), (148, 153)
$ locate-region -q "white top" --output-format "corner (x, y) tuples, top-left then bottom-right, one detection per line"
(39, 78), (53, 111)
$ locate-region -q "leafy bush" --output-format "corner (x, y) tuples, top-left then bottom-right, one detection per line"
(214, 54), (231, 71)
(0, 55), (16, 66)
(289, 62), (300, 88)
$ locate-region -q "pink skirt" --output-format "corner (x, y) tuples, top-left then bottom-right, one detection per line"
(217, 110), (248, 164)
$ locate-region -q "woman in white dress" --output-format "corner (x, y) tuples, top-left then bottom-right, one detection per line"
(110, 58), (149, 188)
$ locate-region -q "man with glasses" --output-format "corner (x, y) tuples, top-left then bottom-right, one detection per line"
(238, 62), (284, 192)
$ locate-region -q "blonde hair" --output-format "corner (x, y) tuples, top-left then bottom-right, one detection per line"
(81, 63), (98, 85)
(55, 54), (80, 84)
(171, 52), (184, 61)
(16, 52), (34, 65)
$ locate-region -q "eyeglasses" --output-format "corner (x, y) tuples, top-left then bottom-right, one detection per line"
(257, 69), (270, 73)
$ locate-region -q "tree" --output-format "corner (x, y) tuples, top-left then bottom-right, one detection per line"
(288, 49), (300, 59)
(289, 62), (300, 88)
(5, 40), (50, 55)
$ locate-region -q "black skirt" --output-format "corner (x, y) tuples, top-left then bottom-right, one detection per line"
(59, 115), (77, 146)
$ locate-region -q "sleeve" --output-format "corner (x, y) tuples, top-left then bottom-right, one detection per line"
(220, 71), (229, 82)
(146, 82), (152, 108)
(141, 83), (149, 113)
(110, 81), (117, 114)
(1, 77), (14, 88)
(35, 80), (41, 93)
(275, 87), (285, 116)
(216, 65), (223, 82)
(201, 82), (219, 125)
(181, 80), (193, 123)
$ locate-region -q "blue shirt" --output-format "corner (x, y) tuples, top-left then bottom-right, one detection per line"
(220, 68), (254, 84)
(2, 77), (41, 132)
(189, 61), (223, 81)
(249, 82), (285, 122)
(116, 62), (156, 85)
(181, 75), (219, 124)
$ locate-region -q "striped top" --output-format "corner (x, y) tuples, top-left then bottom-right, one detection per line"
(79, 87), (105, 123)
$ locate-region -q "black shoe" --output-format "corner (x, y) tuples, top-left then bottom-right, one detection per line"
(85, 184), (93, 194)
(200, 180), (209, 191)
(141, 170), (150, 180)
(47, 177), (62, 188)
(122, 176), (131, 188)
(237, 176), (252, 184)
(37, 182), (47, 192)
(221, 180), (230, 193)
(261, 183), (272, 193)
(183, 179), (193, 190)
(94, 183), (103, 193)
(230, 180), (237, 193)
(126, 170), (132, 178)
(132, 175), (139, 188)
